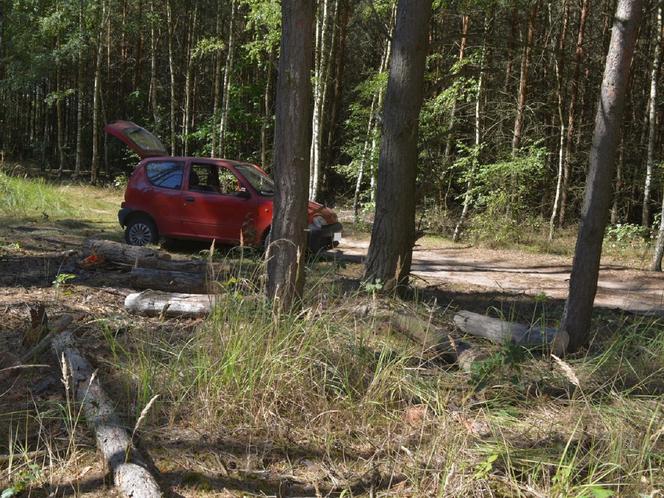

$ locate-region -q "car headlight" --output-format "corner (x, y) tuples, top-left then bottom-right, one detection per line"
(311, 215), (326, 229)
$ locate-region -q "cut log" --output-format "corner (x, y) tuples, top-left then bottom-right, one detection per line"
(453, 310), (569, 355)
(52, 331), (162, 498)
(84, 239), (206, 272)
(129, 268), (215, 294)
(387, 312), (483, 373)
(124, 290), (219, 317)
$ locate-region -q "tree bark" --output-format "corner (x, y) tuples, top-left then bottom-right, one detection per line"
(453, 311), (567, 355)
(364, 0), (432, 289)
(642, 6), (662, 227)
(52, 331), (163, 498)
(266, 0), (315, 310)
(560, 0), (642, 352)
(125, 290), (218, 317)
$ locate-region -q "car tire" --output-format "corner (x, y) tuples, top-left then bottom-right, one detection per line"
(125, 215), (158, 246)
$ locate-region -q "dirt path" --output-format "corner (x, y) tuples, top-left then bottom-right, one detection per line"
(335, 238), (664, 314)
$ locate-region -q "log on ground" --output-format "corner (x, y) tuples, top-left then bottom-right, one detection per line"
(124, 290), (219, 317)
(453, 310), (569, 355)
(383, 311), (484, 373)
(129, 267), (216, 294)
(52, 331), (162, 498)
(84, 239), (206, 272)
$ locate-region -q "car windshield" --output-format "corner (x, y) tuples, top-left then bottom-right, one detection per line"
(235, 163), (274, 195)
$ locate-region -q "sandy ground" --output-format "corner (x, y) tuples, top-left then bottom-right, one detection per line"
(333, 238), (664, 315)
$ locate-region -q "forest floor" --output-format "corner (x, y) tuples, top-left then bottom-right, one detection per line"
(0, 178), (662, 497)
(333, 237), (664, 315)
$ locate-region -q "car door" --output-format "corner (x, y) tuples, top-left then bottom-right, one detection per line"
(181, 161), (258, 243)
(129, 159), (187, 237)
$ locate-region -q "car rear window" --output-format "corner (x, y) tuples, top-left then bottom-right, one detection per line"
(145, 161), (183, 189)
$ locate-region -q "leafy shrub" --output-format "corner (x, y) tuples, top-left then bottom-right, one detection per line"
(604, 223), (651, 248)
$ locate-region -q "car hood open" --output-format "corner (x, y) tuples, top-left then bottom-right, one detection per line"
(104, 120), (168, 159)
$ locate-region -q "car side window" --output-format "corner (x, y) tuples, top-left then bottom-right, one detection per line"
(189, 164), (243, 196)
(218, 167), (241, 195)
(145, 161), (184, 189)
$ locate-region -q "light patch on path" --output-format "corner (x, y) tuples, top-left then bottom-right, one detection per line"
(333, 238), (664, 314)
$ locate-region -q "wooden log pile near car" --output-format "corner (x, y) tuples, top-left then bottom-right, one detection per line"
(83, 239), (229, 316)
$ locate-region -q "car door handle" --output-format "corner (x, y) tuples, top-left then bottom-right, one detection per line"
(185, 196), (195, 203)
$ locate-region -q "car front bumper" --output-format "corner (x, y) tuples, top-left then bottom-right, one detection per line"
(308, 222), (343, 252)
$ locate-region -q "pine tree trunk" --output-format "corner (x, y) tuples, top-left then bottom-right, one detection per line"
(559, 0), (589, 226)
(560, 0), (642, 352)
(266, 0), (315, 310)
(148, 0), (159, 128)
(74, 0), (84, 178)
(91, 1), (105, 184)
(364, 0), (432, 290)
(611, 137), (624, 224)
(512, 2), (537, 154)
(642, 6), (662, 227)
(219, 0), (237, 157)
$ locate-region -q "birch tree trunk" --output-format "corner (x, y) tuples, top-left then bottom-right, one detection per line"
(353, 32), (391, 220)
(559, 0), (589, 226)
(167, 0), (176, 155)
(453, 16), (488, 242)
(642, 6), (662, 227)
(549, 0), (570, 241)
(266, 0), (315, 310)
(182, 6), (197, 157)
(210, 5), (222, 157)
(364, 0), (432, 289)
(309, 0), (335, 201)
(560, 0), (642, 352)
(443, 15), (469, 167)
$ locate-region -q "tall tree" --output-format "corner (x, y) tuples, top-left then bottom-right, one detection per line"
(558, 0), (642, 353)
(266, 0), (315, 309)
(642, 6), (662, 227)
(364, 0), (432, 289)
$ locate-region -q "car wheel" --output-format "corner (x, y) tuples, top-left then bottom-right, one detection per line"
(125, 216), (158, 246)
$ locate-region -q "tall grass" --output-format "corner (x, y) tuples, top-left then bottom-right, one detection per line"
(0, 172), (76, 218)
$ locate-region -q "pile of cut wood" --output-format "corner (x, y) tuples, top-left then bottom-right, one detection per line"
(83, 239), (226, 318)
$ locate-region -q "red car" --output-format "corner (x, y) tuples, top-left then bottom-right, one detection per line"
(105, 121), (342, 251)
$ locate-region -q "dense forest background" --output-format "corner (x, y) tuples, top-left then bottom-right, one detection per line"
(0, 0), (662, 239)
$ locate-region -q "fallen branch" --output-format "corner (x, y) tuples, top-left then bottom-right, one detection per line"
(124, 290), (219, 317)
(52, 331), (162, 498)
(453, 310), (569, 355)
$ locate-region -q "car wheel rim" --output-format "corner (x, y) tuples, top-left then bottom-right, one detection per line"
(128, 223), (152, 245)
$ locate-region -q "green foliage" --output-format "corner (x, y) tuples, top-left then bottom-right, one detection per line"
(467, 145), (547, 244)
(52, 272), (77, 288)
(604, 223), (651, 248)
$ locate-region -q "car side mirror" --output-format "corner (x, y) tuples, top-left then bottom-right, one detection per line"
(236, 187), (251, 199)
